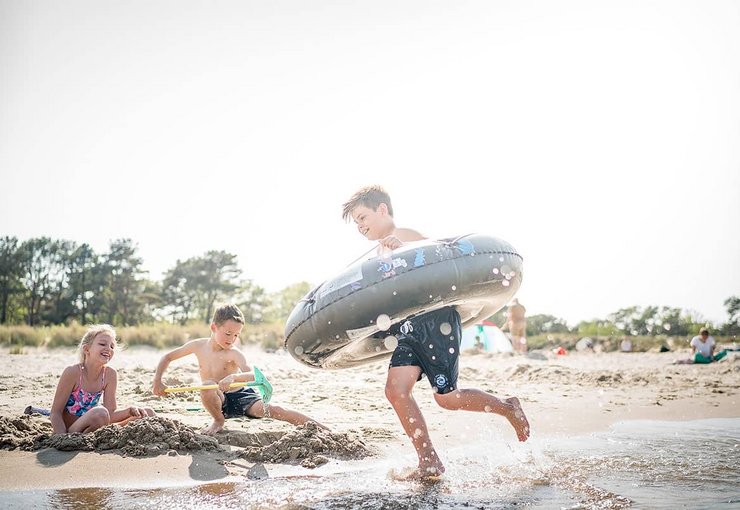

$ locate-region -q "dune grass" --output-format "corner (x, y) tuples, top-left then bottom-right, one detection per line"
(0, 321), (287, 351)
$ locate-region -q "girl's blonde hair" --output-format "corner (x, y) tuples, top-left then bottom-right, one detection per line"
(78, 324), (117, 363)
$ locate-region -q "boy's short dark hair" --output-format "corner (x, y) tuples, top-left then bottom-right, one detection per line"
(699, 327), (709, 335)
(342, 185), (394, 221)
(212, 303), (245, 326)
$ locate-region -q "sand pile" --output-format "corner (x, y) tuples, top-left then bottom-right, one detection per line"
(240, 421), (376, 468)
(0, 414), (53, 450)
(30, 417), (223, 456)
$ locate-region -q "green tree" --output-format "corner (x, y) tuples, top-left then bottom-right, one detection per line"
(161, 258), (199, 324)
(265, 281), (312, 323)
(41, 239), (78, 324)
(18, 237), (54, 326)
(0, 236), (24, 324)
(721, 295), (740, 335)
(528, 314), (571, 335)
(67, 243), (104, 325)
(191, 251), (241, 324)
(234, 280), (269, 324)
(100, 239), (150, 325)
(160, 251), (241, 324)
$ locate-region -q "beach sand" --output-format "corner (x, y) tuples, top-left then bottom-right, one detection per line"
(0, 344), (737, 492)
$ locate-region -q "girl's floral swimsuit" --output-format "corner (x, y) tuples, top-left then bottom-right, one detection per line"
(65, 365), (105, 417)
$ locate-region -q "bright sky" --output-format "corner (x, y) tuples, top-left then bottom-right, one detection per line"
(1, 1), (738, 326)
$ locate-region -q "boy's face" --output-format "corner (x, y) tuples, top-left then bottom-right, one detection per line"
(211, 319), (243, 350)
(351, 203), (393, 241)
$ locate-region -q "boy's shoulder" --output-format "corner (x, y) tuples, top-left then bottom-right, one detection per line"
(393, 227), (425, 242)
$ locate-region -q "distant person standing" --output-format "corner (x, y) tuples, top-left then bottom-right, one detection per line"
(690, 327), (727, 363)
(620, 337), (633, 352)
(504, 299), (527, 353)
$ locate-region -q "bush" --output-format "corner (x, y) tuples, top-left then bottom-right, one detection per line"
(242, 321), (285, 351)
(0, 325), (46, 347)
(1, 322), (286, 351)
(47, 323), (88, 348)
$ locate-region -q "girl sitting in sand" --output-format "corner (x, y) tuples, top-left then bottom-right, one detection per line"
(50, 324), (155, 434)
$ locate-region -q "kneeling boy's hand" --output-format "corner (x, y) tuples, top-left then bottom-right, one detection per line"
(218, 375), (235, 392)
(153, 381), (168, 397)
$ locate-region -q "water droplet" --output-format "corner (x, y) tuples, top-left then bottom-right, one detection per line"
(502, 280), (510, 287)
(449, 348), (455, 354)
(409, 417), (415, 423)
(663, 323), (672, 331)
(376, 314), (392, 331)
(451, 285), (457, 291)
(432, 356), (436, 360)
(294, 346), (304, 355)
(384, 335), (398, 350)
(429, 344), (434, 349)
(335, 334), (340, 338)
(499, 256), (504, 262)
(392, 291), (397, 296)
(327, 321), (331, 325)
(375, 346), (381, 352)
(484, 405), (492, 413)
(439, 322), (452, 335)
(492, 267), (500, 274)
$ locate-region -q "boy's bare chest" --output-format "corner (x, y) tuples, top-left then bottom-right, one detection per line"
(198, 350), (238, 375)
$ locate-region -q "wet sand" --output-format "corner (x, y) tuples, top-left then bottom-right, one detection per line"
(0, 344), (737, 491)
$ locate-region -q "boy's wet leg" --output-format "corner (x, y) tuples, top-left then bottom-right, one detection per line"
(434, 389), (530, 442)
(386, 366), (445, 477)
(200, 385), (225, 435)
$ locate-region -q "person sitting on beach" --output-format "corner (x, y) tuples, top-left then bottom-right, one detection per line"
(690, 327), (727, 364)
(341, 185), (530, 479)
(152, 303), (325, 435)
(50, 324), (155, 434)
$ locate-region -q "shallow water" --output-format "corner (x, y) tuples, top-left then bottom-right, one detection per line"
(3, 418), (739, 509)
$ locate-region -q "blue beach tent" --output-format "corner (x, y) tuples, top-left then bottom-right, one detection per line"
(460, 321), (513, 353)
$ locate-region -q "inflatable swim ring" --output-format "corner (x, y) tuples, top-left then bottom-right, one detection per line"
(285, 234), (523, 369)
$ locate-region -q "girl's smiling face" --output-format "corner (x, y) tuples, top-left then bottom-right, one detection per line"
(85, 332), (116, 364)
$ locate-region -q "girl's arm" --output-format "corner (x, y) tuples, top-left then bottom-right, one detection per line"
(105, 368), (153, 423)
(102, 367), (127, 422)
(49, 366), (76, 434)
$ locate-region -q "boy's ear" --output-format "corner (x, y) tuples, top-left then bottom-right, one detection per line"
(210, 323), (217, 334)
(377, 203), (389, 216)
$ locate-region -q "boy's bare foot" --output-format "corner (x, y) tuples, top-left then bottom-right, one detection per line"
(390, 464), (445, 481)
(201, 421), (225, 435)
(505, 397), (530, 442)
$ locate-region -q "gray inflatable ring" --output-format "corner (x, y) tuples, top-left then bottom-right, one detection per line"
(285, 234), (523, 369)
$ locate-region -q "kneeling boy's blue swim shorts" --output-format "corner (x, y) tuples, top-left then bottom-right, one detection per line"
(222, 387), (262, 418)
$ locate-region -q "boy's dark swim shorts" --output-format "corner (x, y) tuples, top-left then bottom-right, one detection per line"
(222, 387), (262, 418)
(388, 306), (461, 394)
